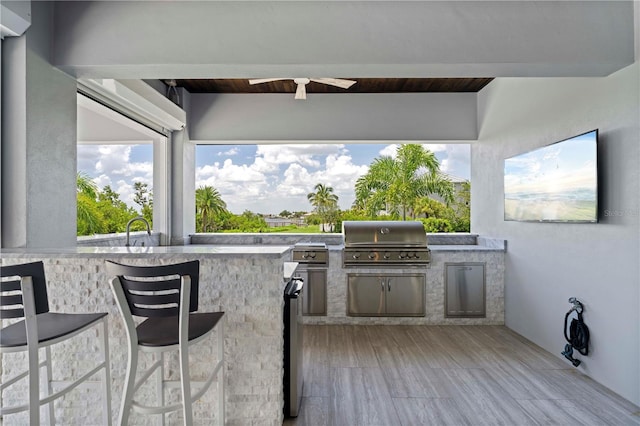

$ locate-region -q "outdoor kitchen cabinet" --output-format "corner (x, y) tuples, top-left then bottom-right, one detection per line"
(347, 273), (425, 316)
(445, 263), (486, 317)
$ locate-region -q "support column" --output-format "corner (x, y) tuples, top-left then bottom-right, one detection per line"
(1, 2), (77, 248)
(170, 88), (195, 245)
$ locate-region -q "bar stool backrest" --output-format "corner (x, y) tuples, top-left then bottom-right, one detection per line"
(1, 261), (50, 319)
(105, 260), (200, 318)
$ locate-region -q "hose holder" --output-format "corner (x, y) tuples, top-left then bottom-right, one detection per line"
(568, 297), (584, 314)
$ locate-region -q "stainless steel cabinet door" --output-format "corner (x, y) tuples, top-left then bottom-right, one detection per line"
(302, 268), (327, 315)
(347, 274), (385, 316)
(445, 263), (485, 317)
(385, 274), (426, 316)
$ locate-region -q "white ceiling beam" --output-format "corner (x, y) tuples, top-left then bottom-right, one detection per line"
(53, 1), (635, 79)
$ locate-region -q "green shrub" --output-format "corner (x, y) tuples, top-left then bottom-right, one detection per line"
(419, 218), (453, 233)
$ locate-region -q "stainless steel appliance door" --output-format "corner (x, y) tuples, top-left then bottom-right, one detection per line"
(348, 273), (425, 317)
(347, 274), (385, 316)
(385, 274), (426, 316)
(445, 263), (486, 317)
(300, 268), (327, 316)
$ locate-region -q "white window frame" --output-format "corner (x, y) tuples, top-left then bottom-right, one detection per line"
(76, 92), (172, 245)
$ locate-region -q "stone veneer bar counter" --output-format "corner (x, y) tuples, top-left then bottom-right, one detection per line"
(1, 246), (292, 425)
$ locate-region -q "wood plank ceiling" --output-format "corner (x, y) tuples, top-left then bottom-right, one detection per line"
(173, 78), (493, 94)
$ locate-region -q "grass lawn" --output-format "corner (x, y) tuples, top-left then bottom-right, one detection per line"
(270, 224), (327, 233)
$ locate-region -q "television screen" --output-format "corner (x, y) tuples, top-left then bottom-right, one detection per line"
(504, 130), (598, 223)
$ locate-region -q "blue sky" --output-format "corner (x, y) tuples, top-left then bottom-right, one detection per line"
(79, 143), (470, 215)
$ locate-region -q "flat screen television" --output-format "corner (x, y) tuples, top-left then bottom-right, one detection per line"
(504, 129), (598, 223)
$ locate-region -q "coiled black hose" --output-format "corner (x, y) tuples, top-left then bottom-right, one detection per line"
(564, 310), (589, 356)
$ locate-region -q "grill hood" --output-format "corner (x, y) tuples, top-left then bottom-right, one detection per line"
(342, 221), (427, 247)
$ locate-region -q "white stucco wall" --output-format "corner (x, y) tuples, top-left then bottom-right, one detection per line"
(189, 92), (477, 141)
(1, 1), (77, 248)
(472, 63), (640, 405)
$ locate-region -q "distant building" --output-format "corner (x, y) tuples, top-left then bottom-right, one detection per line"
(264, 217), (305, 228)
(430, 172), (469, 206)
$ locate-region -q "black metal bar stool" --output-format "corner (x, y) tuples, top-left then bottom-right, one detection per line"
(106, 260), (224, 425)
(0, 261), (112, 425)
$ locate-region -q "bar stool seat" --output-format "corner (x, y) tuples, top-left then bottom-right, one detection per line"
(0, 261), (112, 425)
(1, 312), (107, 348)
(136, 312), (224, 347)
(106, 259), (224, 425)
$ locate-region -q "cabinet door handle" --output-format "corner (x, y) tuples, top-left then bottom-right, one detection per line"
(387, 278), (391, 292)
(380, 279), (385, 292)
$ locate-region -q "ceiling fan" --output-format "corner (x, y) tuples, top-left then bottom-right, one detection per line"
(248, 78), (356, 100)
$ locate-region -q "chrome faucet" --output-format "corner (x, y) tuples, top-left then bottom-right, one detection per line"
(125, 216), (151, 247)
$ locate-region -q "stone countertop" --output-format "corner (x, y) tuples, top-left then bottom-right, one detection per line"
(283, 261), (299, 281)
(1, 237), (506, 259)
(0, 245), (292, 258)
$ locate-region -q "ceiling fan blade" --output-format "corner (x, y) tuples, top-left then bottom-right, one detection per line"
(248, 78), (289, 85)
(294, 83), (307, 100)
(310, 78), (357, 89)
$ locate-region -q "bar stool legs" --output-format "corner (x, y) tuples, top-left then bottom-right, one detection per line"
(99, 318), (113, 426)
(217, 319), (225, 426)
(107, 260), (225, 425)
(1, 261), (112, 426)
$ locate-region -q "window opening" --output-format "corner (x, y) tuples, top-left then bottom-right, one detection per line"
(77, 93), (167, 241)
(194, 143), (470, 233)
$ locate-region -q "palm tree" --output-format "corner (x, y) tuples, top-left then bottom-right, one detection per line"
(354, 144), (454, 220)
(77, 171), (98, 199)
(76, 172), (104, 235)
(195, 186), (228, 232)
(307, 183), (339, 232)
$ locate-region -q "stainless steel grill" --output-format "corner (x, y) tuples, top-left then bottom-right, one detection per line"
(342, 221), (430, 267)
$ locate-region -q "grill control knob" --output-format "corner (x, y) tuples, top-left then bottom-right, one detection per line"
(352, 253), (361, 259)
(399, 251), (408, 259)
(383, 252), (391, 259)
(368, 252), (376, 260)
(407, 251), (415, 258)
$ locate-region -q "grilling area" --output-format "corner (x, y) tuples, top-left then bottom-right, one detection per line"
(190, 222), (505, 326)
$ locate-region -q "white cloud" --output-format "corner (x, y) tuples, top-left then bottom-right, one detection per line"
(78, 146), (101, 172)
(94, 145), (130, 175)
(379, 144), (398, 157)
(439, 145), (470, 180)
(196, 158), (271, 212)
(252, 156), (280, 174)
(256, 144), (344, 169)
(218, 147), (239, 156)
(423, 143), (447, 153)
(280, 154), (369, 210)
(93, 174), (112, 189)
(277, 164), (314, 197)
(115, 180), (137, 208)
